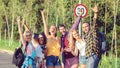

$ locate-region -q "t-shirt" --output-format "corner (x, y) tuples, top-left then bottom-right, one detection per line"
(35, 45), (44, 58)
(76, 41), (86, 56)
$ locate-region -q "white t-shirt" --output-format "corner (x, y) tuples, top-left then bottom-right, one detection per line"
(76, 40), (86, 56)
(35, 45), (44, 59)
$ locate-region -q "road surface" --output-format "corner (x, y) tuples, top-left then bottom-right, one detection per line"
(0, 50), (17, 68)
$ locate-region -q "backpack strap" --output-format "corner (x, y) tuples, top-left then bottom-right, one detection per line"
(23, 41), (29, 54)
(20, 41), (29, 54)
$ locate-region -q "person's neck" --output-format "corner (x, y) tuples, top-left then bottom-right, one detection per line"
(50, 35), (56, 38)
(77, 38), (82, 43)
(62, 32), (67, 36)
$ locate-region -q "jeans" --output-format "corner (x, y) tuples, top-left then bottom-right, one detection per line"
(86, 54), (100, 68)
(46, 55), (61, 66)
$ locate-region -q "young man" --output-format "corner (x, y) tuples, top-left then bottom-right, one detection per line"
(82, 4), (101, 68)
(58, 11), (83, 68)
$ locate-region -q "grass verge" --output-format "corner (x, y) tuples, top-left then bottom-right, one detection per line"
(0, 39), (20, 52)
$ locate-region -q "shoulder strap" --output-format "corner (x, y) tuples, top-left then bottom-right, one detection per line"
(24, 41), (29, 54)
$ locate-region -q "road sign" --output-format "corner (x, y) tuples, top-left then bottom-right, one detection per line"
(74, 4), (88, 18)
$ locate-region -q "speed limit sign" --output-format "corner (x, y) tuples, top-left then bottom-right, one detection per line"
(74, 4), (88, 18)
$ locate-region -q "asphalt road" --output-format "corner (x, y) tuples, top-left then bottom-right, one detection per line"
(0, 50), (17, 68)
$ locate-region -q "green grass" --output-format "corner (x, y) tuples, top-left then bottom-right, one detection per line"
(0, 39), (20, 51)
(98, 54), (120, 68)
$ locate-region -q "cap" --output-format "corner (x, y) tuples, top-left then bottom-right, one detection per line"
(39, 34), (43, 38)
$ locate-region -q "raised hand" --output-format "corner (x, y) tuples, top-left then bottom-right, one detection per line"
(92, 4), (98, 13)
(40, 10), (45, 17)
(40, 10), (46, 24)
(79, 9), (84, 16)
(41, 9), (49, 37)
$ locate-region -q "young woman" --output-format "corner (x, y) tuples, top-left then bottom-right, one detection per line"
(17, 16), (36, 68)
(41, 10), (62, 68)
(70, 30), (86, 68)
(32, 33), (45, 68)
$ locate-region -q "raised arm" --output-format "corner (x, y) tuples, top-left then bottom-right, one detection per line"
(22, 21), (30, 32)
(41, 10), (49, 38)
(67, 10), (83, 40)
(69, 16), (81, 33)
(17, 16), (25, 45)
(92, 4), (98, 19)
(69, 9), (83, 32)
(91, 4), (98, 31)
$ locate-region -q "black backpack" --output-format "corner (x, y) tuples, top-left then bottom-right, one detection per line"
(12, 42), (28, 68)
(99, 32), (107, 54)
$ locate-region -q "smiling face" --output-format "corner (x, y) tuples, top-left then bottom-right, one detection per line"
(39, 37), (44, 45)
(72, 30), (79, 40)
(82, 23), (90, 34)
(25, 31), (32, 42)
(49, 25), (57, 36)
(59, 26), (66, 36)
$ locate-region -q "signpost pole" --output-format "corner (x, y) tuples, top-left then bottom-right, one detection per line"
(79, 0), (82, 36)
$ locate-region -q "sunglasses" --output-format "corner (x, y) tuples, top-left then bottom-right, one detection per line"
(26, 35), (32, 37)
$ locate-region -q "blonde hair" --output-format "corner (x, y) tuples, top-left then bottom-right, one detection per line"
(69, 30), (78, 48)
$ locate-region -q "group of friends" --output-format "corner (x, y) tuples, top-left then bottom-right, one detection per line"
(17, 4), (105, 68)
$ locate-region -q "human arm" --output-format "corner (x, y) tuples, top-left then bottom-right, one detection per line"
(17, 16), (26, 47)
(91, 4), (98, 31)
(41, 10), (49, 38)
(67, 10), (83, 40)
(22, 21), (30, 32)
(69, 9), (83, 32)
(92, 4), (98, 19)
(90, 4), (99, 48)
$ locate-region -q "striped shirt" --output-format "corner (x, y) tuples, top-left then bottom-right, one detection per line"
(84, 18), (100, 58)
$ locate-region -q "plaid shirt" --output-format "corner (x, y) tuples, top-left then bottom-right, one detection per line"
(84, 18), (100, 58)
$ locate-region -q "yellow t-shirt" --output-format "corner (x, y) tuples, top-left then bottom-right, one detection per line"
(46, 37), (61, 56)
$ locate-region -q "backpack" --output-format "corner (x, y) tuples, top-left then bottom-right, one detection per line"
(99, 32), (107, 54)
(12, 42), (28, 68)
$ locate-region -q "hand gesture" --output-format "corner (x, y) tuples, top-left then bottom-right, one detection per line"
(79, 9), (84, 16)
(40, 10), (45, 16)
(92, 4), (98, 13)
(40, 10), (46, 24)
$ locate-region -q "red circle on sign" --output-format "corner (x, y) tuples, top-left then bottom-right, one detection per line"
(74, 4), (88, 18)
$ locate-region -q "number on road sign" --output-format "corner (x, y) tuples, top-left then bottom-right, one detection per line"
(74, 4), (88, 18)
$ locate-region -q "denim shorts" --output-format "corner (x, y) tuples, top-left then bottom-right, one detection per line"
(79, 56), (86, 64)
(46, 55), (61, 66)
